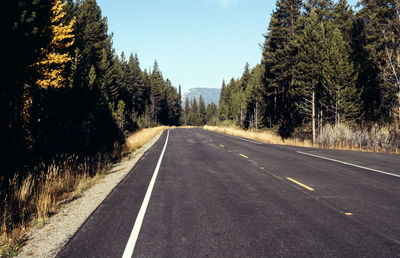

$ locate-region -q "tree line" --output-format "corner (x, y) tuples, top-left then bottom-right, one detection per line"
(2, 0), (182, 178)
(217, 0), (400, 142)
(181, 95), (218, 126)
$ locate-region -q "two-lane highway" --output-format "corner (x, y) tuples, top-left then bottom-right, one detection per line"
(57, 128), (400, 257)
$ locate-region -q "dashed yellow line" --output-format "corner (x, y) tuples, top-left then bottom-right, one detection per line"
(286, 177), (315, 191)
(219, 144), (224, 148)
(345, 212), (353, 216)
(239, 153), (248, 159)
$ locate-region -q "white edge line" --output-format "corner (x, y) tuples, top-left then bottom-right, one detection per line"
(296, 151), (400, 178)
(218, 132), (262, 145)
(122, 130), (170, 258)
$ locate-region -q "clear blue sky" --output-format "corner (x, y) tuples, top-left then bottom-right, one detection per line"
(97, 0), (358, 92)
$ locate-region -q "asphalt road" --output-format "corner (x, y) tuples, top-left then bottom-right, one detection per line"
(57, 128), (400, 257)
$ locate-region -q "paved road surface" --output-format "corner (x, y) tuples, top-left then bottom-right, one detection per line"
(57, 128), (400, 257)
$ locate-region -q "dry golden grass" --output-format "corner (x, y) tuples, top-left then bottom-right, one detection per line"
(123, 126), (168, 155)
(0, 126), (168, 256)
(204, 125), (313, 148)
(0, 156), (109, 256)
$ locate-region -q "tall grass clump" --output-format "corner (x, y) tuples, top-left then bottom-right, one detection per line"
(0, 154), (111, 256)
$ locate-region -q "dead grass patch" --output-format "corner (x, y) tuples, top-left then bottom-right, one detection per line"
(122, 126), (168, 155)
(204, 125), (313, 147)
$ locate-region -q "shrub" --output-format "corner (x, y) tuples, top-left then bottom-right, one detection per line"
(317, 123), (400, 153)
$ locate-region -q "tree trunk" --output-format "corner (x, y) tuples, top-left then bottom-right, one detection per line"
(320, 109), (323, 138)
(312, 90), (316, 145)
(240, 107), (243, 125)
(255, 102), (258, 132)
(0, 85), (8, 173)
(397, 91), (400, 130)
(274, 92), (277, 122)
(335, 98), (338, 126)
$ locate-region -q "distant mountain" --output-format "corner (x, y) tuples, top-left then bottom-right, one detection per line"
(183, 88), (221, 106)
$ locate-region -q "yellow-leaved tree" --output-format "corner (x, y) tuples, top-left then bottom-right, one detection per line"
(33, 0), (75, 89)
(24, 0), (75, 124)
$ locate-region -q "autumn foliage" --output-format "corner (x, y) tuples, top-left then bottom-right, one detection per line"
(33, 0), (75, 89)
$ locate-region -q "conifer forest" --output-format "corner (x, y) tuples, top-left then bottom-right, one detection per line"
(1, 0), (400, 251)
(2, 0), (182, 180)
(217, 0), (400, 143)
(183, 1), (400, 143)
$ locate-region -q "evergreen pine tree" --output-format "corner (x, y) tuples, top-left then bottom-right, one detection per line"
(184, 96), (190, 125)
(226, 78), (238, 121)
(119, 52), (134, 120)
(74, 0), (109, 86)
(150, 60), (165, 123)
(332, 0), (354, 46)
(218, 80), (229, 121)
(380, 3), (400, 123)
(199, 95), (207, 126)
(292, 10), (326, 143)
(128, 53), (147, 116)
(322, 22), (361, 124)
(164, 79), (180, 125)
(206, 102), (218, 125)
(240, 63), (251, 90)
(354, 0), (397, 121)
(304, 0), (334, 21)
(178, 85), (182, 125)
(2, 0), (52, 172)
(188, 98), (199, 126)
(262, 0), (302, 135)
(64, 0), (123, 155)
(245, 64), (265, 129)
(236, 63), (251, 126)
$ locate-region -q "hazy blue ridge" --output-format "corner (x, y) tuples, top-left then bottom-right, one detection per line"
(183, 88), (221, 106)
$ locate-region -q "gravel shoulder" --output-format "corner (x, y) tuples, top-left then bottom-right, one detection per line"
(18, 131), (164, 258)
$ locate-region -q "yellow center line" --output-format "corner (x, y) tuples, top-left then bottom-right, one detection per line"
(219, 144), (224, 148)
(345, 212), (353, 216)
(286, 177), (315, 191)
(239, 153), (248, 159)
